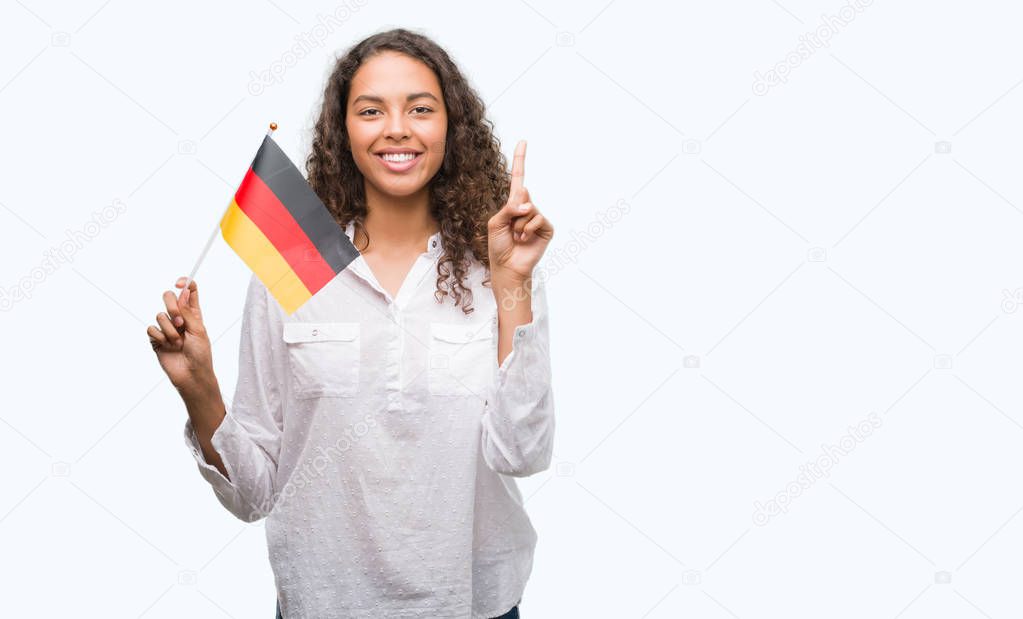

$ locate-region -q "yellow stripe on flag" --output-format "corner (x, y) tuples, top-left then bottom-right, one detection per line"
(220, 199), (312, 314)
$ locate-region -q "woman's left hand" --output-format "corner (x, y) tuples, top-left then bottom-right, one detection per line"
(488, 140), (555, 282)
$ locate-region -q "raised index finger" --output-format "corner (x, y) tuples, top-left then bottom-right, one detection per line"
(510, 140), (527, 196)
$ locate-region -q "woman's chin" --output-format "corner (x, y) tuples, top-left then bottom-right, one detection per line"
(367, 175), (433, 199)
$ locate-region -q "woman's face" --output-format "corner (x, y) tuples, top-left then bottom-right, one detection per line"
(345, 51), (448, 199)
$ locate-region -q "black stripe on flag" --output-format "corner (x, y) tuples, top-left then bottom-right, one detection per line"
(251, 136), (359, 273)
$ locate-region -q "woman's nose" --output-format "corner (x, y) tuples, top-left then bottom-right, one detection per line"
(383, 113), (411, 140)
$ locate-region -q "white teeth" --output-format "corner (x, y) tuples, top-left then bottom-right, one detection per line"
(381, 152), (417, 162)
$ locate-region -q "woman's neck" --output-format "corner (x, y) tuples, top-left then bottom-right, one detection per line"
(359, 183), (439, 253)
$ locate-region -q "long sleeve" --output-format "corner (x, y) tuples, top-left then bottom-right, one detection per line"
(481, 273), (555, 477)
(183, 273), (285, 522)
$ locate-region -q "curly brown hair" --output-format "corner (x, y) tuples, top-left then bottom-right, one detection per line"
(306, 28), (510, 315)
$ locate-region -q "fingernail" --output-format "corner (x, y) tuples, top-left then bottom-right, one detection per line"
(518, 203), (530, 212)
(174, 316), (184, 326)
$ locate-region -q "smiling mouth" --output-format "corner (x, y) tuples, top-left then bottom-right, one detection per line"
(376, 152), (421, 163)
(374, 151), (424, 173)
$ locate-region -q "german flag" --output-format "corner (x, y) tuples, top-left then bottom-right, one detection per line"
(220, 135), (358, 314)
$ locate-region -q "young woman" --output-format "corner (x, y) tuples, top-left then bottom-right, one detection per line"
(146, 29), (555, 618)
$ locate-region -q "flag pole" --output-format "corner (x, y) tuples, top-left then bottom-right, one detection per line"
(179, 122), (277, 300)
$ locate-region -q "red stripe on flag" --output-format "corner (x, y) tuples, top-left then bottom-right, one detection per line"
(234, 167), (337, 293)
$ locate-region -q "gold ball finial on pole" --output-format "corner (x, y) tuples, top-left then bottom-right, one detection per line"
(269, 122), (278, 132)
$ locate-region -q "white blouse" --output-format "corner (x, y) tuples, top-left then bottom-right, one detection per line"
(183, 221), (555, 618)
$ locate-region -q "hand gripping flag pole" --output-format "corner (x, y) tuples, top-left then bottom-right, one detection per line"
(179, 122), (359, 314)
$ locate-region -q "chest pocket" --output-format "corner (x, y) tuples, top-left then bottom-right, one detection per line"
(428, 322), (494, 397)
(282, 322), (360, 399)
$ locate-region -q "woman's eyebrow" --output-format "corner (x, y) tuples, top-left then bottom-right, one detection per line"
(351, 92), (440, 105)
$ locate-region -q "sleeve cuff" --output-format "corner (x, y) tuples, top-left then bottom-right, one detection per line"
(490, 274), (551, 405)
(495, 325), (538, 384)
(183, 415), (236, 488)
(493, 274), (547, 375)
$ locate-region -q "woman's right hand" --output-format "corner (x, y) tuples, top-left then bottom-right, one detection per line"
(147, 277), (216, 398)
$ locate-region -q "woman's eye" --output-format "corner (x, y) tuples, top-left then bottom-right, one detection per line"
(358, 107), (430, 116)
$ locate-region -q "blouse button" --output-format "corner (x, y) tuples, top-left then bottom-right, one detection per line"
(311, 329), (319, 336)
